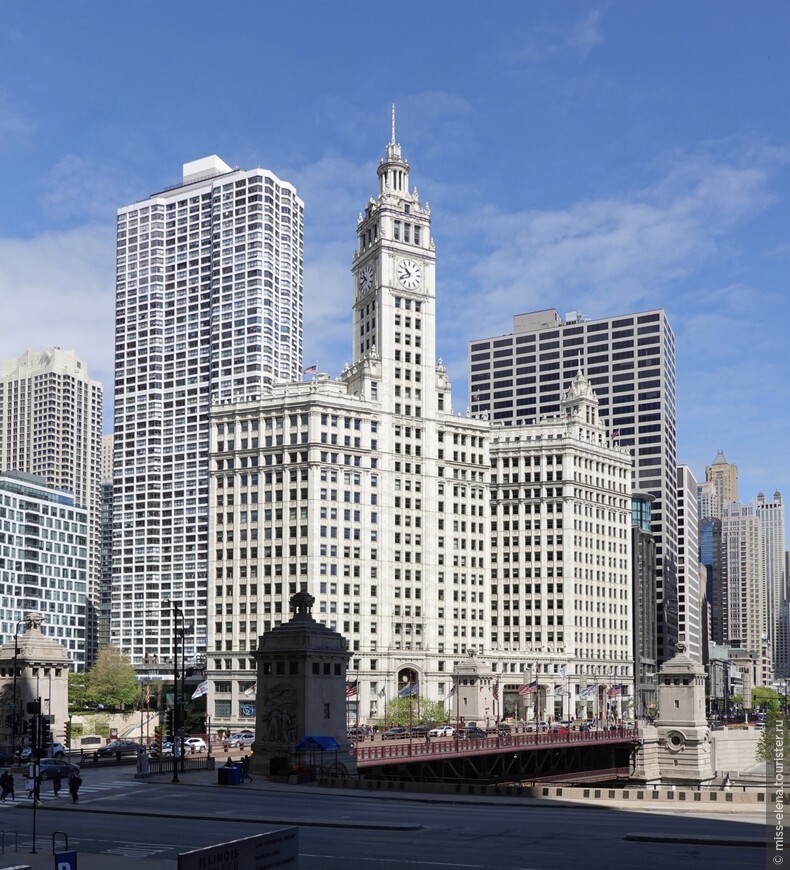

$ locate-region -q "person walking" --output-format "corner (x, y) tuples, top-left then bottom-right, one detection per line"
(0, 770), (11, 802)
(24, 773), (35, 799)
(241, 754), (252, 783)
(68, 769), (82, 804)
(52, 769), (62, 798)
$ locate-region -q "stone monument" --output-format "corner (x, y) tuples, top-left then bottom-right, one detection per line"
(654, 641), (714, 784)
(0, 611), (71, 750)
(252, 591), (356, 777)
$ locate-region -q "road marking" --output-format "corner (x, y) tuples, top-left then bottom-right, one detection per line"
(303, 855), (539, 869)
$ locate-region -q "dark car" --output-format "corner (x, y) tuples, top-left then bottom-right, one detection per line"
(26, 758), (80, 781)
(97, 740), (143, 758)
(409, 724), (431, 737)
(456, 726), (487, 740)
(381, 727), (407, 740)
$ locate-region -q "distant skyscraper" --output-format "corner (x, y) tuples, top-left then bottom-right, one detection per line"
(705, 450), (738, 516)
(697, 479), (718, 521)
(721, 502), (769, 685)
(468, 308), (678, 663)
(699, 517), (724, 643)
(99, 435), (113, 650)
(0, 348), (102, 663)
(755, 490), (786, 676)
(631, 491), (657, 717)
(113, 156), (304, 664)
(677, 465), (702, 663)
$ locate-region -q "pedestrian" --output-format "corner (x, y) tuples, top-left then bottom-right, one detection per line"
(52, 769), (62, 797)
(0, 770), (10, 802)
(25, 773), (35, 799)
(6, 772), (14, 802)
(241, 754), (252, 783)
(68, 769), (82, 804)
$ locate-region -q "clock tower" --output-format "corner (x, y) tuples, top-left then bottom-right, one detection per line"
(351, 108), (437, 417)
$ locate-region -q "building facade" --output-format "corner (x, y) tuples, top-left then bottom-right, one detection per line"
(0, 348), (102, 663)
(705, 450), (738, 516)
(0, 471), (87, 667)
(631, 491), (658, 718)
(207, 126), (633, 732)
(754, 490), (786, 677)
(721, 502), (769, 685)
(677, 465), (702, 663)
(112, 156), (304, 665)
(467, 308), (678, 664)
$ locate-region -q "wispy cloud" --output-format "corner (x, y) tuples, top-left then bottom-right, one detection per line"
(568, 6), (607, 59)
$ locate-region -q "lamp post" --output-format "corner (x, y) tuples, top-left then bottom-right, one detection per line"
(165, 600), (184, 783)
(11, 618), (26, 760)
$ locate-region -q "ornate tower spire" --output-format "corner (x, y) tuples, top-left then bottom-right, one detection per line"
(379, 104), (409, 196)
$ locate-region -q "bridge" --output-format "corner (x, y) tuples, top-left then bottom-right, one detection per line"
(351, 727), (639, 785)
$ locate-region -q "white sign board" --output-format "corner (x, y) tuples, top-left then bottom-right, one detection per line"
(178, 828), (298, 870)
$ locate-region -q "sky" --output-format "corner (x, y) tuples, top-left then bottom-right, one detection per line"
(0, 1), (789, 517)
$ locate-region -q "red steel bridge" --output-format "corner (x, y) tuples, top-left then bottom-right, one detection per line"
(351, 727), (640, 785)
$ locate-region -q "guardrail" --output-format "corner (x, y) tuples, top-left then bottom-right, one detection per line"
(353, 726), (638, 764)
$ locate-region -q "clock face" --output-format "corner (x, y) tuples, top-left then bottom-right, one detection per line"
(359, 264), (374, 294)
(397, 259), (422, 290)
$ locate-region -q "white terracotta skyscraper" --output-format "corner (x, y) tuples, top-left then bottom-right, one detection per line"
(112, 156), (303, 664)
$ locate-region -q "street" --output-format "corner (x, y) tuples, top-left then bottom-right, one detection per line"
(0, 764), (767, 869)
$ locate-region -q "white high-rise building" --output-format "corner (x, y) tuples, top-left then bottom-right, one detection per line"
(207, 123), (633, 733)
(113, 156), (303, 664)
(0, 348), (102, 664)
(755, 490), (786, 676)
(721, 502), (769, 685)
(677, 465), (702, 663)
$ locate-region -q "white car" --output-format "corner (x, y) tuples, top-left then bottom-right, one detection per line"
(428, 725), (454, 737)
(183, 737), (207, 753)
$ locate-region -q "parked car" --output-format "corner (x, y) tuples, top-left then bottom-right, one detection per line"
(222, 732), (254, 750)
(428, 725), (455, 737)
(184, 737), (207, 754)
(26, 758), (80, 781)
(347, 726), (368, 740)
(381, 727), (407, 740)
(409, 724), (431, 737)
(97, 740), (143, 758)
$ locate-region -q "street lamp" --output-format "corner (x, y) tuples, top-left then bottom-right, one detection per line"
(11, 618), (26, 759)
(164, 600), (186, 783)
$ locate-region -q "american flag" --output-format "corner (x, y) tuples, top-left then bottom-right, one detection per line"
(607, 683), (624, 697)
(518, 680), (538, 696)
(472, 393), (480, 401)
(303, 364), (317, 375)
(345, 680), (358, 698)
(492, 680), (500, 702)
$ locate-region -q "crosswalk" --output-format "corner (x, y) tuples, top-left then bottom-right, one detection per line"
(0, 778), (145, 806)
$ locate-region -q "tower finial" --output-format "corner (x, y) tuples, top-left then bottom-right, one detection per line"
(391, 103), (396, 145)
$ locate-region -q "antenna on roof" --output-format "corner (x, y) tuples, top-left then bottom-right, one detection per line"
(391, 103), (396, 145)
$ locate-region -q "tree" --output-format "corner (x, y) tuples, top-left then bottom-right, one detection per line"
(383, 696), (451, 727)
(750, 687), (780, 712)
(85, 646), (140, 710)
(68, 671), (90, 710)
(756, 703), (790, 764)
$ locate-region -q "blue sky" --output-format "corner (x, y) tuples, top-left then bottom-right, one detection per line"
(1, 1), (789, 515)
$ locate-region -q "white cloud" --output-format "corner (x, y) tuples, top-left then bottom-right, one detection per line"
(41, 155), (129, 222)
(0, 225), (115, 391)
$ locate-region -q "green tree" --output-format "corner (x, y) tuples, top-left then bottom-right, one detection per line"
(756, 704), (790, 764)
(86, 646), (140, 710)
(68, 670), (90, 709)
(750, 687), (780, 712)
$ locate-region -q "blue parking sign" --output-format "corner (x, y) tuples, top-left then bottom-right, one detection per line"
(55, 850), (78, 869)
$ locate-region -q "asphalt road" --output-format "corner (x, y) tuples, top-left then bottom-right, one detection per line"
(0, 765), (767, 869)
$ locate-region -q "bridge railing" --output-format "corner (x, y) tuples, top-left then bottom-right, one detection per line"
(352, 725), (638, 763)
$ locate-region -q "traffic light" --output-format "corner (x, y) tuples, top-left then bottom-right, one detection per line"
(165, 708), (174, 739)
(29, 716), (40, 752)
(65, 720), (72, 749)
(154, 725), (163, 756)
(41, 718), (52, 751)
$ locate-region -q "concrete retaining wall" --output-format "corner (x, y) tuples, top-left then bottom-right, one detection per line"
(710, 728), (760, 774)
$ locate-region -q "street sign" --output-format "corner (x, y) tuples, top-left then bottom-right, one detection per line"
(55, 850), (78, 870)
(178, 828), (298, 870)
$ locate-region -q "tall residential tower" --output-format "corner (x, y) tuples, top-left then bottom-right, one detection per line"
(112, 156), (303, 664)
